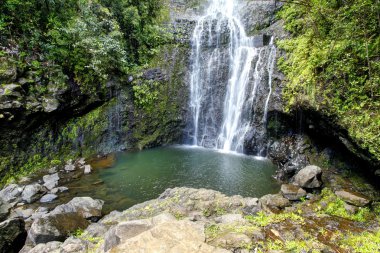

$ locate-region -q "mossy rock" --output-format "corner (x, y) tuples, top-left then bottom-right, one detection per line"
(0, 57), (17, 83)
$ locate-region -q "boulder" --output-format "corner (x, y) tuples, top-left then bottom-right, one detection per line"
(259, 194), (291, 210)
(109, 220), (229, 253)
(214, 214), (246, 224)
(344, 203), (359, 214)
(151, 213), (176, 225)
(50, 197), (104, 219)
(43, 173), (60, 191)
(242, 197), (260, 214)
(60, 237), (87, 253)
(27, 241), (62, 253)
(42, 97), (59, 113)
(0, 58), (17, 83)
(85, 223), (108, 238)
(0, 218), (26, 253)
(84, 165), (92, 174)
(40, 194), (58, 203)
(48, 167), (58, 174)
(0, 184), (23, 203)
(50, 187), (69, 195)
(30, 207), (49, 221)
(11, 208), (34, 219)
(211, 232), (252, 249)
(64, 164), (75, 172)
(22, 184), (47, 204)
(76, 158), (86, 167)
(280, 184), (307, 201)
(335, 190), (370, 207)
(0, 201), (11, 222)
(293, 165), (322, 188)
(28, 213), (89, 245)
(104, 219), (153, 251)
(244, 197), (259, 207)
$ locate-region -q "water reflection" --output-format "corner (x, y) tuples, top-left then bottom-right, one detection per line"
(65, 146), (280, 213)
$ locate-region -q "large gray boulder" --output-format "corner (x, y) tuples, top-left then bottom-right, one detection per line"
(259, 194), (291, 210)
(60, 237), (88, 253)
(211, 232), (252, 250)
(0, 201), (11, 222)
(214, 214), (246, 224)
(64, 161), (76, 172)
(293, 165), (322, 189)
(104, 219), (153, 251)
(85, 223), (108, 238)
(0, 218), (26, 253)
(28, 213), (89, 245)
(50, 187), (68, 195)
(11, 208), (34, 220)
(335, 190), (370, 207)
(280, 184), (307, 201)
(40, 194), (58, 203)
(27, 241), (62, 253)
(21, 184), (47, 204)
(110, 219), (229, 253)
(30, 207), (49, 221)
(50, 197), (104, 219)
(43, 173), (60, 191)
(0, 184), (23, 203)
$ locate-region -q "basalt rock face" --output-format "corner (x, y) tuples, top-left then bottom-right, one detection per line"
(182, 0), (284, 154)
(0, 53), (125, 180)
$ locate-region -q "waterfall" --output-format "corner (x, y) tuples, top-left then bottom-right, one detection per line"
(188, 0), (276, 154)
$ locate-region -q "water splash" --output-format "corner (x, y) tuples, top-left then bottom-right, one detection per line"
(188, 0), (276, 154)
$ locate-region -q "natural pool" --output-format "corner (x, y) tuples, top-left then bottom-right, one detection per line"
(63, 146), (280, 213)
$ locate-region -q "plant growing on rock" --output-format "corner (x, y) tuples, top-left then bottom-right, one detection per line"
(278, 0), (380, 161)
(318, 188), (371, 222)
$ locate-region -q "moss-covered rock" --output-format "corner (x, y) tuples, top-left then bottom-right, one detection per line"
(131, 43), (190, 149)
(0, 58), (17, 83)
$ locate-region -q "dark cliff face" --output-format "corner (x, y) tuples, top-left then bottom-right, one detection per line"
(0, 67), (118, 180)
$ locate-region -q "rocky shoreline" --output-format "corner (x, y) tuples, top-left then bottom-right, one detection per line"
(0, 157), (379, 253)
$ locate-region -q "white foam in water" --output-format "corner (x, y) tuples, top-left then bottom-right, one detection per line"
(189, 0), (277, 154)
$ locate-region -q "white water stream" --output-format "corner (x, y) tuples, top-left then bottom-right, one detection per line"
(189, 0), (276, 154)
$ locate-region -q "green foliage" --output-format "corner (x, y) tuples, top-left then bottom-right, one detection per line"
(318, 188), (371, 222)
(205, 224), (220, 240)
(71, 228), (85, 237)
(132, 81), (159, 110)
(339, 230), (380, 253)
(278, 0), (380, 160)
(47, 1), (128, 92)
(100, 0), (172, 64)
(245, 211), (304, 227)
(50, 159), (62, 166)
(0, 0), (170, 92)
(2, 154), (49, 185)
(255, 237), (322, 252)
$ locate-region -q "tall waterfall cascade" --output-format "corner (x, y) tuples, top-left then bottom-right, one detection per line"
(188, 0), (277, 154)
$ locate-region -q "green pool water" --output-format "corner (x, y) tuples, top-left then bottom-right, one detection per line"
(64, 146), (280, 213)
